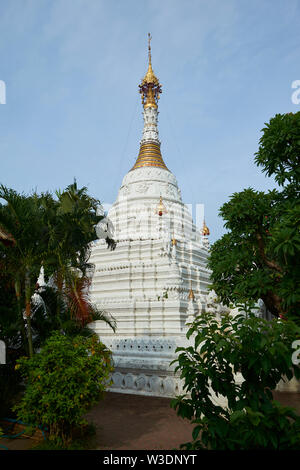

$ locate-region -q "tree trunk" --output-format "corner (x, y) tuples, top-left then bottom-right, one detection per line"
(25, 270), (34, 358)
(14, 278), (28, 356)
(261, 291), (284, 318)
(55, 269), (64, 328)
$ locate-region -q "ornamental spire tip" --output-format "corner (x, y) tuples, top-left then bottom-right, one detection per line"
(139, 34), (162, 109)
(131, 35), (168, 172)
(148, 32), (152, 65)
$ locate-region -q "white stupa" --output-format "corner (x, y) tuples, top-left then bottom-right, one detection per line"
(89, 35), (218, 397)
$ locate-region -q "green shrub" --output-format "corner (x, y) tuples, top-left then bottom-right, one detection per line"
(171, 312), (300, 450)
(13, 331), (113, 446)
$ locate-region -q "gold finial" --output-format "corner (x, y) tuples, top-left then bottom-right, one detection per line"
(139, 34), (162, 109)
(156, 196), (167, 217)
(188, 280), (195, 301)
(202, 219), (210, 236)
(171, 231), (177, 246)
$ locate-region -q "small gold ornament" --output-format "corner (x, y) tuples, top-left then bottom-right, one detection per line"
(202, 219), (210, 236)
(188, 280), (195, 301)
(156, 196), (167, 216)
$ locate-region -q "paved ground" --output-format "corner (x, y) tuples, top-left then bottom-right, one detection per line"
(85, 392), (194, 450)
(1, 390), (300, 451)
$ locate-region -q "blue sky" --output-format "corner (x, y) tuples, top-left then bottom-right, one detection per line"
(0, 0), (299, 242)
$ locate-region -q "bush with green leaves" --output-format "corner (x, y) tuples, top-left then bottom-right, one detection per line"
(13, 331), (113, 446)
(171, 311), (300, 450)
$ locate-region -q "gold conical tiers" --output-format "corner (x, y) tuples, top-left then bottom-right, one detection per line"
(131, 142), (168, 171)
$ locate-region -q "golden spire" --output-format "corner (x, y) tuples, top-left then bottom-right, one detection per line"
(188, 280), (195, 301)
(202, 219), (210, 236)
(131, 34), (168, 172)
(139, 33), (162, 109)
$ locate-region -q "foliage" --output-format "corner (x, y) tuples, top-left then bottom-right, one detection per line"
(254, 112), (300, 187)
(209, 189), (300, 319)
(30, 282), (116, 349)
(13, 332), (113, 447)
(0, 364), (23, 419)
(0, 187), (50, 356)
(32, 423), (97, 450)
(208, 112), (300, 322)
(43, 181), (114, 278)
(0, 180), (115, 357)
(171, 312), (300, 450)
(0, 269), (26, 420)
(0, 270), (23, 352)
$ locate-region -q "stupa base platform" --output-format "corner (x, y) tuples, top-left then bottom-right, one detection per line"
(109, 368), (183, 397)
(95, 334), (187, 398)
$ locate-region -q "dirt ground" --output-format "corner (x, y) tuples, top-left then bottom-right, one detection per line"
(85, 392), (194, 450)
(1, 390), (300, 451)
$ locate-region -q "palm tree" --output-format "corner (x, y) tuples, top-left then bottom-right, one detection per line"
(31, 272), (116, 348)
(0, 186), (49, 357)
(0, 182), (116, 357)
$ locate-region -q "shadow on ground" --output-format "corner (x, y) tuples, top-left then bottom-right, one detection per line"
(84, 392), (194, 450)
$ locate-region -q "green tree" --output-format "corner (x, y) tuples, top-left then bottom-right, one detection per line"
(40, 181), (115, 326)
(38, 181), (116, 339)
(0, 187), (49, 357)
(30, 274), (116, 349)
(254, 111), (300, 187)
(0, 181), (115, 357)
(208, 112), (300, 322)
(171, 311), (300, 450)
